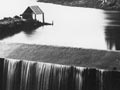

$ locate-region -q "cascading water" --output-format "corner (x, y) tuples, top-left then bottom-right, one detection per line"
(0, 58), (120, 90)
(2, 59), (21, 90)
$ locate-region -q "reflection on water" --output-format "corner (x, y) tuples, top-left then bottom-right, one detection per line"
(0, 0), (120, 50)
(0, 24), (40, 40)
(104, 11), (120, 50)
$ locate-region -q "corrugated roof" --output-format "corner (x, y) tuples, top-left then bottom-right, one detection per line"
(28, 5), (44, 14)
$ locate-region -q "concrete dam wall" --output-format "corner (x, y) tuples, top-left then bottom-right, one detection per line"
(0, 58), (120, 90)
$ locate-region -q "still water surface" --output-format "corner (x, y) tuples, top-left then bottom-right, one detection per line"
(0, 0), (120, 50)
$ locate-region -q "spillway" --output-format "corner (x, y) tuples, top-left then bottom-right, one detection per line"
(0, 58), (120, 90)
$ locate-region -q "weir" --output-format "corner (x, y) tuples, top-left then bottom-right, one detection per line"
(0, 58), (120, 90)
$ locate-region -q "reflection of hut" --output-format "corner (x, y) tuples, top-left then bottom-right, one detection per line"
(21, 5), (45, 23)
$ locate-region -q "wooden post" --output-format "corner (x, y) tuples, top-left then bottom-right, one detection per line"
(35, 14), (36, 21)
(42, 13), (45, 24)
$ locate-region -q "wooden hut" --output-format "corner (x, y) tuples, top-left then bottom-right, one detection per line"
(21, 5), (45, 23)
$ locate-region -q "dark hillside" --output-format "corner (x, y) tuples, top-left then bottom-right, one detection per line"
(37, 0), (120, 10)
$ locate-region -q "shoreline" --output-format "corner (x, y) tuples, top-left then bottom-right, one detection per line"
(37, 0), (120, 10)
(0, 16), (52, 40)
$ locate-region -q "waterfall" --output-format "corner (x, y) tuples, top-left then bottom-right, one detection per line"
(0, 58), (120, 90)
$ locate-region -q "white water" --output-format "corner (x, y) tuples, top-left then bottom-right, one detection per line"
(2, 58), (120, 90)
(3, 59), (84, 90)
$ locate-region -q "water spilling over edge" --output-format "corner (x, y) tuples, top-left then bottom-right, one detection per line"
(0, 58), (120, 90)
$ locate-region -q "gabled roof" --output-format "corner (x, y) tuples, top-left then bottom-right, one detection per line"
(23, 5), (44, 15)
(29, 5), (44, 14)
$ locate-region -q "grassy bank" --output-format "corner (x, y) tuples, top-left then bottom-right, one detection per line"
(37, 0), (120, 10)
(1, 42), (120, 71)
(0, 16), (53, 40)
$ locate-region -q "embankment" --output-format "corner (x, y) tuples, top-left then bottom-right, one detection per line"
(0, 17), (52, 40)
(0, 42), (120, 70)
(37, 0), (120, 10)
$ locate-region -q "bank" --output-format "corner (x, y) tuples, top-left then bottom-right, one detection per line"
(37, 0), (120, 10)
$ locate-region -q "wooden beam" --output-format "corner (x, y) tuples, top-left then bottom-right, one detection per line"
(42, 13), (45, 24)
(35, 14), (36, 21)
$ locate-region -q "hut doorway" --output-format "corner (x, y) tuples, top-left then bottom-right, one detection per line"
(32, 14), (36, 20)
